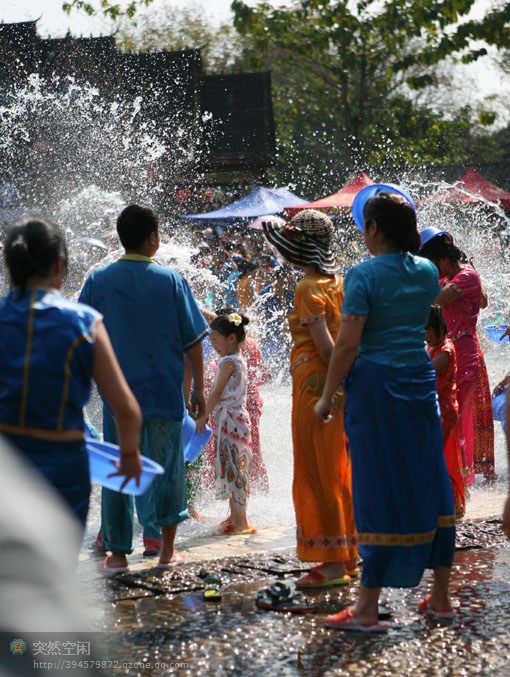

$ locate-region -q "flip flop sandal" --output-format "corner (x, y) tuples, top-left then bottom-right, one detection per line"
(296, 569), (351, 589)
(346, 566), (361, 578)
(96, 558), (129, 577)
(156, 552), (186, 569)
(378, 603), (393, 620)
(203, 575), (222, 602)
(325, 607), (388, 633)
(418, 594), (456, 620)
(220, 523), (257, 536)
(256, 582), (318, 613)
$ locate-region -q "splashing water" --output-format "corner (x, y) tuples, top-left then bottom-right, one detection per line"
(1, 73), (507, 546)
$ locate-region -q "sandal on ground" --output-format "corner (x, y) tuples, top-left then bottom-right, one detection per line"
(143, 538), (161, 557)
(90, 534), (107, 554)
(418, 594), (456, 620)
(346, 566), (361, 578)
(202, 574), (222, 602)
(377, 603), (393, 620)
(296, 568), (351, 589)
(156, 552), (186, 569)
(96, 557), (129, 577)
(325, 606), (388, 633)
(219, 523), (257, 536)
(256, 582), (317, 613)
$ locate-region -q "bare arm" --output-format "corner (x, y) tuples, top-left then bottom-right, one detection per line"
(314, 317), (366, 421)
(186, 341), (206, 418)
(430, 351), (449, 375)
(480, 285), (488, 309)
(493, 373), (510, 396)
(92, 320), (142, 489)
(308, 319), (335, 366)
(433, 284), (462, 308)
(195, 359), (235, 433)
(502, 387), (510, 538)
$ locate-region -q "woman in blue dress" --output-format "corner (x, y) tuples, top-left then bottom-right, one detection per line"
(315, 188), (456, 632)
(0, 217), (142, 531)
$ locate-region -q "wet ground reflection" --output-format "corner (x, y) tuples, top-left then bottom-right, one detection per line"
(82, 518), (510, 676)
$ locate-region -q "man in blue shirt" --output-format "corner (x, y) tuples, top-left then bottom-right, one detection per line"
(80, 204), (208, 573)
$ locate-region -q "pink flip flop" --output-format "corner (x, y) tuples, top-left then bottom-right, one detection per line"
(96, 558), (129, 577)
(325, 607), (388, 633)
(418, 594), (456, 620)
(156, 552), (186, 569)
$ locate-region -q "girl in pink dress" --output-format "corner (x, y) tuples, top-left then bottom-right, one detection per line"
(420, 231), (495, 485)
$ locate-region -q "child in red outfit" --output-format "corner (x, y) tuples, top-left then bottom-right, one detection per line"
(426, 305), (466, 519)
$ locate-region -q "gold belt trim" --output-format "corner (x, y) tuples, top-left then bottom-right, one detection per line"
(358, 516), (455, 547)
(0, 423), (85, 442)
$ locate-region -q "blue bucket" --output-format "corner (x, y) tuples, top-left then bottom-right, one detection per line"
(87, 439), (164, 496)
(182, 412), (212, 463)
(484, 325), (509, 343)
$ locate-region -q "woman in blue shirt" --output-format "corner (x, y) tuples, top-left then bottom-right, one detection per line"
(0, 217), (142, 531)
(315, 188), (456, 632)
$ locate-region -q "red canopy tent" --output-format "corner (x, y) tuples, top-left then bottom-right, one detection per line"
(424, 167), (510, 209)
(285, 171), (374, 218)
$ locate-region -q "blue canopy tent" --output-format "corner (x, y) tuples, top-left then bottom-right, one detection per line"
(182, 186), (308, 225)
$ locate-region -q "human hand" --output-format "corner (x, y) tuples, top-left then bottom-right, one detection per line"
(314, 396), (333, 423)
(500, 326), (510, 341)
(189, 387), (206, 419)
(493, 373), (510, 396)
(108, 451), (142, 492)
(502, 496), (510, 539)
(195, 416), (208, 435)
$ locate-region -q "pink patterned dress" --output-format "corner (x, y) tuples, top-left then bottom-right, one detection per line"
(441, 265), (494, 485)
(211, 354), (252, 507)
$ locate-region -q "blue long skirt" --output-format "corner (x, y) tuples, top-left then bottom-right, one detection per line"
(345, 357), (455, 588)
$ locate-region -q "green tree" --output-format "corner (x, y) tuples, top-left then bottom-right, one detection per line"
(115, 2), (249, 74)
(230, 0), (509, 192)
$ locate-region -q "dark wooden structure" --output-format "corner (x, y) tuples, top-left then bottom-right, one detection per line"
(0, 20), (276, 197)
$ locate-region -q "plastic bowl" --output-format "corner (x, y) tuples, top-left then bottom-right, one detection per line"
(484, 325), (509, 342)
(352, 183), (416, 232)
(182, 413), (212, 463)
(87, 439), (164, 496)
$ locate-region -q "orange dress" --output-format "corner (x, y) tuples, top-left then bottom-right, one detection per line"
(428, 338), (465, 518)
(289, 272), (358, 562)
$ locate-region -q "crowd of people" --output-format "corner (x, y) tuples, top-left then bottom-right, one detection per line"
(0, 184), (507, 633)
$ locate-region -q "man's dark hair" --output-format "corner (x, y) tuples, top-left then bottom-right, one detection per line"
(116, 204), (159, 250)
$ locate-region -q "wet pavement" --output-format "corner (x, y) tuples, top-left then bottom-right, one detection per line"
(77, 490), (510, 676)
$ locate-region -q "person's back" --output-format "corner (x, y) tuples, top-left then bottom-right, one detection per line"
(0, 289), (97, 432)
(79, 204), (208, 573)
(80, 258), (204, 421)
(344, 252), (439, 368)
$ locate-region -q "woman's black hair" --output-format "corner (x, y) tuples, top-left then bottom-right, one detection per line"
(363, 192), (421, 254)
(426, 304), (448, 335)
(419, 232), (468, 263)
(4, 217), (68, 292)
(211, 306), (250, 343)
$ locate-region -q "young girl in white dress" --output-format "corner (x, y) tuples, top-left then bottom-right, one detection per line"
(195, 310), (254, 534)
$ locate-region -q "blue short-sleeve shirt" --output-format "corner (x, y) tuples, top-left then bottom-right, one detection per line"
(341, 253), (440, 368)
(79, 257), (209, 420)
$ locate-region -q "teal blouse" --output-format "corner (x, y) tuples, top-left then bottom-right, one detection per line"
(341, 253), (440, 368)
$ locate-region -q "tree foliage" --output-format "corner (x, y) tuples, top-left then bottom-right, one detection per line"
(115, 3), (249, 74)
(229, 0), (509, 191)
(64, 1), (510, 192)
(63, 0), (154, 21)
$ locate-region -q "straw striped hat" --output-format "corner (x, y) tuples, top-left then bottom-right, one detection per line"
(262, 209), (337, 275)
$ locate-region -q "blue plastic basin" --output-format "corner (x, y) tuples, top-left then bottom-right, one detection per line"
(87, 439), (164, 496)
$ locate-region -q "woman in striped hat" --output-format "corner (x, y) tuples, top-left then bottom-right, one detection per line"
(263, 209), (358, 587)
